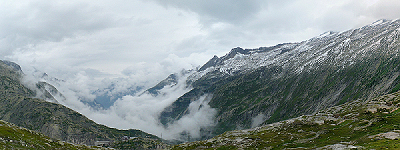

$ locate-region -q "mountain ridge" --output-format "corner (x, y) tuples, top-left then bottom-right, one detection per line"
(151, 19), (400, 141)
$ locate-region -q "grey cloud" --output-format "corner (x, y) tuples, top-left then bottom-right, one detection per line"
(84, 68), (111, 78)
(251, 113), (266, 128)
(367, 0), (400, 20)
(152, 0), (265, 25)
(0, 1), (115, 54)
(181, 0), (400, 49)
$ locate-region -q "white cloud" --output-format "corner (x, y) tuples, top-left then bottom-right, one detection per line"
(105, 90), (216, 140)
(35, 71), (217, 140)
(1, 0), (206, 79)
(152, 0), (264, 25)
(251, 113), (267, 128)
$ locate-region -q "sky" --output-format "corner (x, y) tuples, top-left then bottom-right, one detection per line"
(2, 0), (400, 140)
(2, 0), (400, 82)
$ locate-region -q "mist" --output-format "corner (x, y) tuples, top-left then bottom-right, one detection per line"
(251, 113), (267, 128)
(22, 68), (217, 141)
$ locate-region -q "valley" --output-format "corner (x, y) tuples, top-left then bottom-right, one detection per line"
(2, 19), (400, 149)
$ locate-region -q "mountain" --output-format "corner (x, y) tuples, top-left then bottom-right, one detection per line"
(90, 70), (191, 109)
(172, 90), (400, 149)
(35, 81), (66, 104)
(0, 60), (167, 148)
(92, 82), (144, 109)
(148, 19), (400, 140)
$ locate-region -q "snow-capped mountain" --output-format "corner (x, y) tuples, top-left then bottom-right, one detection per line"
(189, 19), (400, 79)
(150, 19), (400, 140)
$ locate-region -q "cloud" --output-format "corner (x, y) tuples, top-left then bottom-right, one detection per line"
(107, 90), (216, 140)
(166, 94), (216, 139)
(5, 0), (400, 83)
(152, 0), (400, 50)
(1, 0), (208, 80)
(251, 113), (267, 128)
(366, 0), (400, 20)
(0, 0), (115, 54)
(152, 0), (264, 25)
(31, 70), (217, 140)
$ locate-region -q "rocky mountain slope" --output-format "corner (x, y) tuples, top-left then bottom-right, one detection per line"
(149, 19), (400, 140)
(0, 60), (166, 148)
(172, 90), (400, 149)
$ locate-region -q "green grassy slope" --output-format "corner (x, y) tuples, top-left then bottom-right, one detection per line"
(210, 56), (400, 134)
(0, 120), (101, 150)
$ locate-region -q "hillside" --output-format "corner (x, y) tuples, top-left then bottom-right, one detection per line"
(172, 90), (400, 149)
(0, 60), (167, 148)
(0, 120), (99, 150)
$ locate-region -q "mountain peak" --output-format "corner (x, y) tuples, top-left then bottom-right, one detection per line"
(198, 55), (220, 71)
(370, 19), (391, 26)
(1, 60), (22, 73)
(227, 47), (252, 56)
(318, 31), (337, 37)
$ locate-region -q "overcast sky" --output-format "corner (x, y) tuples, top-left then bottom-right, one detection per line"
(1, 0), (400, 82)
